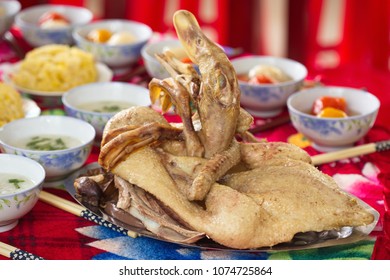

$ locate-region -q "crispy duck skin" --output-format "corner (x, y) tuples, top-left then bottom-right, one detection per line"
(220, 160), (374, 238)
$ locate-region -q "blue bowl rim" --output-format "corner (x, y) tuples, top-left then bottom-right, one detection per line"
(232, 55), (308, 88)
(287, 86), (380, 120)
(0, 115), (96, 154)
(61, 81), (151, 116)
(72, 19), (153, 47)
(0, 153), (45, 197)
(15, 4), (93, 31)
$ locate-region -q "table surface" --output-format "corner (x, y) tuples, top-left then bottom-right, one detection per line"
(0, 29), (389, 260)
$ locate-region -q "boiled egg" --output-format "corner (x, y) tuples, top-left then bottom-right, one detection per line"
(106, 31), (137, 45)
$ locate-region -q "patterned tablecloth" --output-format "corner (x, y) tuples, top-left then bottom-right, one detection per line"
(0, 29), (389, 260)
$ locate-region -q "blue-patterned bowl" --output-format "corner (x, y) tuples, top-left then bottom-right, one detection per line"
(0, 154), (45, 232)
(0, 116), (95, 181)
(232, 56), (307, 118)
(62, 82), (151, 140)
(73, 19), (152, 71)
(14, 4), (93, 47)
(287, 86), (380, 152)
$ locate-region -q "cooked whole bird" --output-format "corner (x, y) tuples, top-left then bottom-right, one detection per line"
(78, 10), (376, 249)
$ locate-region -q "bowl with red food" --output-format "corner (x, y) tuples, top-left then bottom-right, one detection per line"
(287, 86), (380, 152)
(14, 4), (93, 47)
(231, 56), (308, 118)
(73, 19), (153, 71)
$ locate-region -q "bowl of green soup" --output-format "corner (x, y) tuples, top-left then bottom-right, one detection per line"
(0, 115), (95, 181)
(62, 81), (151, 141)
(0, 154), (45, 232)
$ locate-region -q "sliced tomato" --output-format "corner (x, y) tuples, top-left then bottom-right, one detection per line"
(312, 96), (347, 115)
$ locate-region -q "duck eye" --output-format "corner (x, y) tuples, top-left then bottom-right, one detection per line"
(218, 74), (227, 89)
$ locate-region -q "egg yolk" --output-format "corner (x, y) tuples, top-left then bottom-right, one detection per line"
(316, 107), (348, 118)
(87, 29), (112, 43)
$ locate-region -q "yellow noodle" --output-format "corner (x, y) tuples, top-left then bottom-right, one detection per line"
(12, 44), (97, 92)
(0, 82), (24, 127)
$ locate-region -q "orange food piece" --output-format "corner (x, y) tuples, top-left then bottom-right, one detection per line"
(39, 11), (69, 25)
(86, 29), (112, 43)
(181, 57), (192, 63)
(248, 74), (273, 84)
(317, 107), (348, 118)
(312, 96), (347, 115)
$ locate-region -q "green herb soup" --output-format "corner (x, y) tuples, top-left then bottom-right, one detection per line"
(0, 173), (35, 195)
(78, 101), (136, 113)
(15, 135), (82, 151)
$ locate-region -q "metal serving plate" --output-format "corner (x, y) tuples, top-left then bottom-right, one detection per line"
(64, 162), (379, 252)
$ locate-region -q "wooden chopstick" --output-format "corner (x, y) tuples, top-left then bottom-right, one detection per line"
(0, 241), (44, 260)
(311, 140), (390, 166)
(249, 114), (291, 134)
(38, 191), (138, 238)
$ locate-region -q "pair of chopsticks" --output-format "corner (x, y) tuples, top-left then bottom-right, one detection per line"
(311, 140), (390, 166)
(0, 191), (138, 260)
(0, 241), (44, 260)
(38, 191), (138, 238)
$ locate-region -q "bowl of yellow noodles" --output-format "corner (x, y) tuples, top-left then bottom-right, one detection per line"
(2, 44), (113, 108)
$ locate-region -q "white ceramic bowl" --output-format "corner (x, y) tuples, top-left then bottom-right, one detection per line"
(0, 154), (45, 232)
(73, 19), (153, 70)
(231, 56), (308, 118)
(14, 4), (93, 47)
(0, 116), (95, 181)
(141, 39), (184, 79)
(1, 61), (113, 108)
(141, 38), (239, 79)
(0, 0), (21, 38)
(62, 82), (151, 139)
(287, 86), (380, 152)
